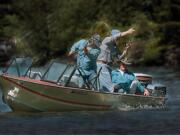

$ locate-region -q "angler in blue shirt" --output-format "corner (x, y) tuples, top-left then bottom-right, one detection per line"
(111, 58), (150, 96)
(68, 34), (101, 88)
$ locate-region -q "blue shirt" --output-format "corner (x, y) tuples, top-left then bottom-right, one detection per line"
(70, 39), (88, 66)
(111, 69), (144, 93)
(87, 47), (100, 70)
(70, 39), (100, 75)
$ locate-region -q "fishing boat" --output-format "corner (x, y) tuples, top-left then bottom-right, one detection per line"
(0, 58), (166, 112)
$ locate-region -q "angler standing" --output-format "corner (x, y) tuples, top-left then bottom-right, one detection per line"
(97, 28), (135, 92)
(68, 34), (101, 88)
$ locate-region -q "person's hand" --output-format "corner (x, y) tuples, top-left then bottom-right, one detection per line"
(68, 51), (75, 57)
(144, 88), (150, 96)
(127, 28), (135, 35)
(83, 46), (88, 54)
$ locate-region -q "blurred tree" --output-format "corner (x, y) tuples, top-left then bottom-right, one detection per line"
(0, 0), (179, 67)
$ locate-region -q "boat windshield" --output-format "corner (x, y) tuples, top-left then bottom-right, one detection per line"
(42, 61), (78, 87)
(4, 58), (98, 90)
(4, 57), (32, 77)
(41, 61), (100, 90)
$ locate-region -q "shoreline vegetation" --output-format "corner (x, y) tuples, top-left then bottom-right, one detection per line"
(0, 0), (179, 68)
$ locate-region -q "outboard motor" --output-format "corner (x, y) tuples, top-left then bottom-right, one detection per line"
(147, 84), (166, 97)
(135, 73), (166, 97)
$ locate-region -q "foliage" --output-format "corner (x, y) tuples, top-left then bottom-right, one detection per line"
(0, 0), (179, 67)
(142, 38), (163, 64)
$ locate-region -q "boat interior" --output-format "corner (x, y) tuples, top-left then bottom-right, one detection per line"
(2, 57), (100, 90)
(1, 57), (166, 96)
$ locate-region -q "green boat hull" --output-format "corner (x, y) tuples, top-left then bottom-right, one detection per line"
(0, 74), (166, 112)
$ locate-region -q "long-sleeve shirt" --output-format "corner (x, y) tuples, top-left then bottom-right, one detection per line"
(69, 39), (88, 66)
(97, 33), (125, 64)
(70, 39), (100, 75)
(111, 69), (144, 93)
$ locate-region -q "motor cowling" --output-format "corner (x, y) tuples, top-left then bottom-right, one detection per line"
(147, 84), (166, 97)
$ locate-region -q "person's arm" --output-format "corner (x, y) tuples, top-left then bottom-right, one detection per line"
(111, 28), (135, 41)
(143, 88), (150, 96)
(68, 50), (75, 56)
(68, 39), (87, 56)
(136, 80), (150, 96)
(111, 71), (119, 84)
(121, 28), (135, 37)
(68, 43), (79, 56)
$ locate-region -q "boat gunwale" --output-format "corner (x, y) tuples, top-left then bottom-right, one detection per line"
(0, 74), (165, 100)
(1, 74), (111, 109)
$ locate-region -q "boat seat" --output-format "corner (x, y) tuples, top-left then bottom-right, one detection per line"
(27, 71), (42, 80)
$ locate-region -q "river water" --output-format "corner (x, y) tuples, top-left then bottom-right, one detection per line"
(0, 67), (180, 135)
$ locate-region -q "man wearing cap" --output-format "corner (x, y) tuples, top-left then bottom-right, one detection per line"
(97, 28), (135, 92)
(111, 58), (150, 96)
(68, 34), (101, 88)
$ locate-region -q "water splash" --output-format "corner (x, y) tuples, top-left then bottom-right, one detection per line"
(116, 104), (166, 111)
(0, 87), (12, 112)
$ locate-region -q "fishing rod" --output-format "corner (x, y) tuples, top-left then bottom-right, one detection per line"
(125, 37), (135, 49)
(115, 37), (135, 63)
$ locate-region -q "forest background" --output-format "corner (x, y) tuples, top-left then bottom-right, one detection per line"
(0, 0), (179, 67)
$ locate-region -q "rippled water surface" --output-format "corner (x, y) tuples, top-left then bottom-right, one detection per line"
(0, 67), (180, 135)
